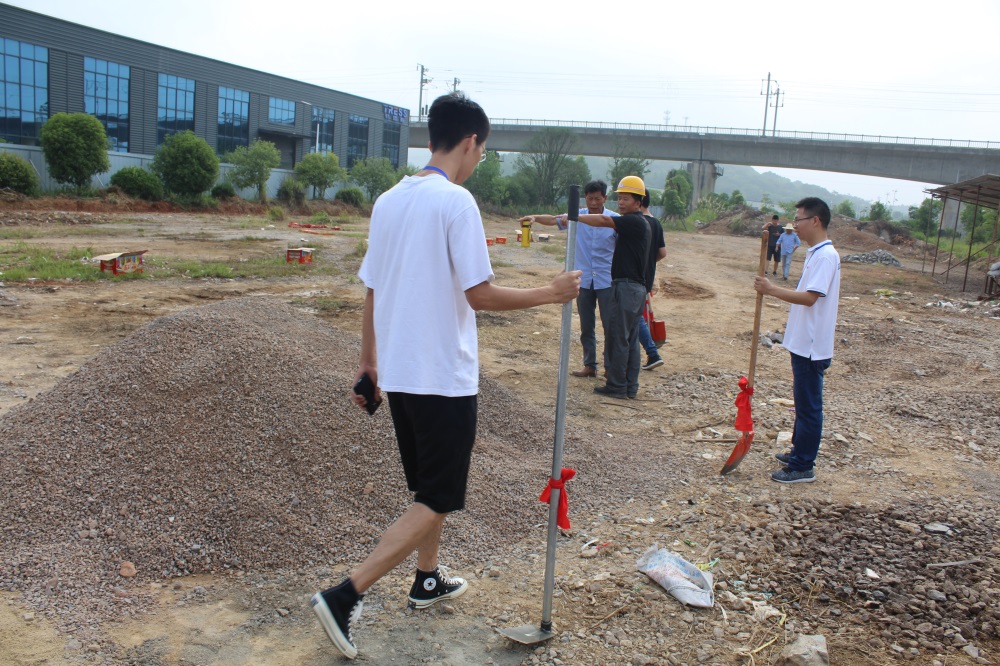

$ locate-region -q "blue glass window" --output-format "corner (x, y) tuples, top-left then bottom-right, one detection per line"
(84, 57), (130, 152)
(382, 121), (401, 168)
(311, 106), (335, 154)
(347, 114), (369, 168)
(157, 73), (195, 145)
(0, 36), (48, 145)
(217, 86), (249, 154)
(268, 97), (295, 125)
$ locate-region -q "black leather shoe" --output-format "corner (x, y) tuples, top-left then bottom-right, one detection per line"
(593, 385), (628, 399)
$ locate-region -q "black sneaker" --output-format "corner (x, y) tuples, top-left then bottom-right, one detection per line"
(311, 579), (364, 659)
(641, 356), (664, 371)
(774, 451), (791, 465)
(408, 566), (468, 609)
(771, 467), (816, 484)
(593, 384), (628, 400)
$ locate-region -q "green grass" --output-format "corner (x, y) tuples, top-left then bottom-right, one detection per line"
(237, 235), (273, 243)
(0, 226), (123, 240)
(539, 243), (565, 256)
(227, 217), (270, 230)
(0, 242), (107, 281)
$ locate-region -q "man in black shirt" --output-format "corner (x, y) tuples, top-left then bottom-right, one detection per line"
(763, 214), (782, 275)
(535, 176), (650, 399)
(638, 189), (666, 370)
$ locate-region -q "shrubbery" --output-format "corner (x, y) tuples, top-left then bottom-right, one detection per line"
(211, 182), (237, 200)
(277, 178), (305, 207)
(39, 113), (110, 193)
(109, 166), (163, 201)
(267, 206), (285, 222)
(335, 187), (365, 207)
(0, 152), (40, 196)
(152, 131), (219, 196)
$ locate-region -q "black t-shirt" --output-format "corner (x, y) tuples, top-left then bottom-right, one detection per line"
(643, 214), (666, 293)
(767, 222), (783, 247)
(610, 212), (650, 283)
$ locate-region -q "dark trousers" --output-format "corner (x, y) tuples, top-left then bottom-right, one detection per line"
(605, 281), (646, 394)
(577, 285), (613, 370)
(788, 352), (831, 472)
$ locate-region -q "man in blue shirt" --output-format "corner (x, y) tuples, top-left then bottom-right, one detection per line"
(535, 180), (617, 377)
(775, 223), (801, 281)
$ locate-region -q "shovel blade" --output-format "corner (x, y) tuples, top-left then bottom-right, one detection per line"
(496, 624), (555, 645)
(720, 430), (754, 475)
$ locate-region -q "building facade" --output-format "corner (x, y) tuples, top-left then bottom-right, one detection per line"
(0, 3), (409, 170)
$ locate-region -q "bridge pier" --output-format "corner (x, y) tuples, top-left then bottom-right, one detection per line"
(687, 161), (722, 209)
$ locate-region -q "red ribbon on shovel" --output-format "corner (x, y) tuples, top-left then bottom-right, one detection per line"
(734, 375), (754, 432)
(539, 468), (576, 529)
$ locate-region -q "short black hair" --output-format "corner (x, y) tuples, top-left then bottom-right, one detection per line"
(641, 188), (651, 208)
(584, 180), (608, 197)
(427, 93), (490, 153)
(771, 214), (779, 220)
(796, 197), (832, 228)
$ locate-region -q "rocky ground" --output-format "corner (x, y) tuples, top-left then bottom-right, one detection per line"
(0, 204), (998, 665)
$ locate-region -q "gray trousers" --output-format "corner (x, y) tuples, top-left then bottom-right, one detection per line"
(577, 285), (613, 370)
(605, 281), (647, 394)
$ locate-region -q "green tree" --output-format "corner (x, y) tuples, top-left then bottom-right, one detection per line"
(463, 150), (507, 206)
(779, 200), (798, 216)
(730, 190), (746, 207)
(607, 140), (651, 200)
(760, 193), (775, 214)
(225, 140), (280, 202)
(661, 189), (687, 219)
(0, 152), (40, 196)
(294, 151), (346, 199)
(866, 200), (892, 222)
(350, 157), (398, 201)
(664, 169), (693, 212)
(906, 198), (942, 237)
(151, 131), (219, 196)
(396, 164), (419, 179)
(835, 200), (857, 218)
(39, 112), (110, 193)
(513, 127), (580, 206)
(559, 156), (592, 198)
(960, 204), (997, 243)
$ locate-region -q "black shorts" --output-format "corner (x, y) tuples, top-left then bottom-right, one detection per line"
(767, 245), (781, 262)
(387, 392), (477, 514)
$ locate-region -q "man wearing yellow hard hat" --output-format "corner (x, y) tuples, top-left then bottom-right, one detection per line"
(521, 175), (651, 399)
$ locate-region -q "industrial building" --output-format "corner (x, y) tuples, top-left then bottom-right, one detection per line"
(0, 3), (409, 170)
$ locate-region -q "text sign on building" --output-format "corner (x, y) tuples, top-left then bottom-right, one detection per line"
(383, 105), (409, 124)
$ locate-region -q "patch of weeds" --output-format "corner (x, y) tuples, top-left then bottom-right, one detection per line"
(492, 260), (514, 268)
(238, 235), (272, 243)
(540, 244), (564, 256)
(309, 211), (331, 224)
(0, 243), (102, 281)
(267, 206), (286, 222)
(349, 239), (368, 258)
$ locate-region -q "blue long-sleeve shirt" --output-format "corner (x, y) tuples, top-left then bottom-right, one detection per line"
(776, 231), (801, 256)
(558, 207), (617, 289)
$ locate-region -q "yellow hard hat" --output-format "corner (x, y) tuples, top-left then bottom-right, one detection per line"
(616, 175), (646, 196)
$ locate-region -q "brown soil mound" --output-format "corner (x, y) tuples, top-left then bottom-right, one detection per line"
(0, 297), (669, 627)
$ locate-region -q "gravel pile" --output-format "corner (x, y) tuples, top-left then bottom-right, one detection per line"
(842, 249), (902, 266)
(0, 296), (674, 631)
(721, 498), (1000, 655)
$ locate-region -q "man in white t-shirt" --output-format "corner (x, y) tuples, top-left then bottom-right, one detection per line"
(754, 197), (840, 484)
(310, 92), (581, 660)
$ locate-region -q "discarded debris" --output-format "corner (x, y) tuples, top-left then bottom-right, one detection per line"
(636, 545), (714, 608)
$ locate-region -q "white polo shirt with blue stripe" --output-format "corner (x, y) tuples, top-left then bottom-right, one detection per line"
(782, 240), (841, 361)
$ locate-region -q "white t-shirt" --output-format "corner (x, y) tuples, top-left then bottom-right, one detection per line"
(358, 174), (494, 396)
(783, 240), (840, 361)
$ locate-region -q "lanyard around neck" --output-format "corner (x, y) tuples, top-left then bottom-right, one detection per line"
(422, 165), (448, 180)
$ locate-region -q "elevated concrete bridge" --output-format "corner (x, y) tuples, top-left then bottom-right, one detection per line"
(408, 119), (1000, 201)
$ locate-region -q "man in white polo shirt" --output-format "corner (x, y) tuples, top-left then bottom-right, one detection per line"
(754, 197), (840, 483)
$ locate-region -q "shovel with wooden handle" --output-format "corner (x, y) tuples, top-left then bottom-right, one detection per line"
(720, 229), (769, 475)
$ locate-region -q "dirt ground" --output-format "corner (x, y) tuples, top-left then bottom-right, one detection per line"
(1, 204), (998, 666)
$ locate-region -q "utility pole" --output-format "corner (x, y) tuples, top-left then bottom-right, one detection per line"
(761, 73), (774, 137)
(452, 77), (461, 92)
(770, 87), (784, 136)
(417, 64), (432, 122)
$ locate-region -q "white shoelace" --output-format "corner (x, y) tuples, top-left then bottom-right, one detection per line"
(347, 598), (364, 641)
(437, 565), (463, 586)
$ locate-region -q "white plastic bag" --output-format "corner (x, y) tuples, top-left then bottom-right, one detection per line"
(636, 545), (715, 608)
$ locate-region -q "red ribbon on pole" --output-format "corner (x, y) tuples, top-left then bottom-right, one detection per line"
(734, 375), (754, 433)
(539, 468), (576, 530)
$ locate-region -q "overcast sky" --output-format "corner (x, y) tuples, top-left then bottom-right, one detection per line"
(9, 0), (1000, 205)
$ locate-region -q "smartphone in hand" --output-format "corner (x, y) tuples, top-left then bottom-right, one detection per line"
(353, 373), (382, 415)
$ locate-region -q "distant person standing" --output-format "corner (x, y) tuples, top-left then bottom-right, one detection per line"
(532, 180), (618, 378)
(310, 92), (580, 660)
(754, 197), (840, 484)
(639, 189), (666, 370)
(775, 223), (801, 280)
(763, 214), (782, 275)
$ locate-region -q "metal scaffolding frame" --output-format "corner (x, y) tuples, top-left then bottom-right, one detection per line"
(924, 174), (1000, 296)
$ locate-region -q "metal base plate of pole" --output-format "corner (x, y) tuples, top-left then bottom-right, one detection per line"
(497, 623), (555, 645)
